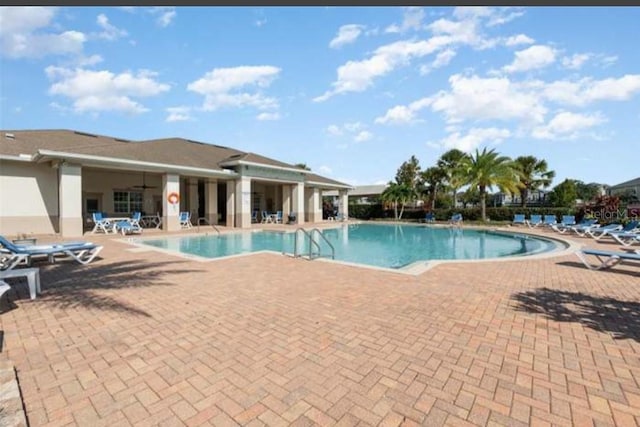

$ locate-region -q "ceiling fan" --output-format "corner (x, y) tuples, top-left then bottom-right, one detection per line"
(131, 172), (158, 190)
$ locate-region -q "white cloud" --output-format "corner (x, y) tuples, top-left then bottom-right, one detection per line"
(532, 111), (606, 139)
(45, 66), (170, 114)
(375, 97), (432, 125)
(344, 121), (363, 132)
(256, 112), (280, 121)
(0, 7), (86, 59)
(435, 127), (511, 152)
(149, 7), (176, 28)
(317, 165), (333, 175)
(504, 34), (534, 46)
(385, 7), (426, 33)
(503, 45), (557, 73)
(326, 124), (343, 136)
(187, 65), (281, 112)
(430, 74), (547, 124)
(255, 19), (267, 27)
(354, 130), (373, 142)
(420, 48), (456, 74)
(542, 75), (640, 106)
(96, 14), (127, 41)
(329, 24), (365, 49)
(562, 53), (591, 70)
(74, 54), (104, 67)
(166, 106), (193, 122)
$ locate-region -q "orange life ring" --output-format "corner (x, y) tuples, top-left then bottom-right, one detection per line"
(167, 192), (180, 205)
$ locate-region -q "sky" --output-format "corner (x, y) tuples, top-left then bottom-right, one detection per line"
(1, 6), (639, 188)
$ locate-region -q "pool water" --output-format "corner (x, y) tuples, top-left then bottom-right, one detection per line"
(139, 223), (561, 270)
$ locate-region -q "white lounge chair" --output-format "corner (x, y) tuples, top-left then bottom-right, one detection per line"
(576, 248), (640, 270)
(0, 236), (103, 267)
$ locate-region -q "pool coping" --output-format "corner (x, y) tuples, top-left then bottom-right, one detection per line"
(116, 222), (582, 276)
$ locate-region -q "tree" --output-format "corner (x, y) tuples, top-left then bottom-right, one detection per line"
(460, 187), (481, 208)
(380, 182), (414, 220)
(462, 148), (518, 221)
(513, 156), (555, 208)
(575, 181), (602, 203)
(548, 179), (578, 208)
(395, 155), (421, 193)
(294, 163), (311, 171)
(421, 166), (447, 210)
(437, 149), (469, 207)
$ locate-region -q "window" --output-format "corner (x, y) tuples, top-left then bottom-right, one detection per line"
(113, 191), (143, 214)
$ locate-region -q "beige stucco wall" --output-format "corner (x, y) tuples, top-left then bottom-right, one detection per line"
(0, 160), (59, 236)
(82, 169), (163, 215)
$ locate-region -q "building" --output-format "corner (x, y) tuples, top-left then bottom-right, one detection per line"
(490, 189), (548, 207)
(324, 184), (388, 205)
(0, 130), (351, 237)
(608, 176), (640, 201)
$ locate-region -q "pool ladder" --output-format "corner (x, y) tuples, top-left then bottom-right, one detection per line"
(290, 228), (335, 260)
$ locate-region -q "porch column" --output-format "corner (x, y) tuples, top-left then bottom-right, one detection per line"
(163, 173), (180, 232)
(306, 187), (322, 223)
(282, 185), (291, 217)
(58, 162), (83, 237)
(291, 182), (305, 225)
(338, 190), (349, 220)
(205, 179), (218, 224)
(235, 177), (252, 229)
(189, 178), (199, 219)
(226, 180), (235, 227)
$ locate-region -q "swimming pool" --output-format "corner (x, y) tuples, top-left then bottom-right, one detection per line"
(138, 223), (563, 270)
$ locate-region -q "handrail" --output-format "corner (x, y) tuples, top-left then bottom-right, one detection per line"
(197, 217), (220, 234)
(292, 228), (321, 259)
(310, 228), (335, 260)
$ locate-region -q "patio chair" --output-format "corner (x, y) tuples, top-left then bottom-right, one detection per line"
(91, 212), (112, 234)
(449, 213), (463, 225)
(179, 211), (193, 229)
(526, 214), (542, 228)
(422, 212), (436, 223)
(261, 210), (270, 223)
(275, 211), (283, 224)
(551, 216), (588, 234)
(0, 236), (103, 267)
(251, 210), (259, 223)
(512, 214), (526, 226)
(609, 230), (640, 247)
(287, 212), (297, 224)
(576, 248), (640, 271)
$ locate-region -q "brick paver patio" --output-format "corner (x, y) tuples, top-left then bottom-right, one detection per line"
(1, 225), (639, 426)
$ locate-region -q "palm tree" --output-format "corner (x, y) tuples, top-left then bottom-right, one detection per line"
(381, 182), (414, 220)
(513, 156), (555, 207)
(421, 166), (448, 210)
(462, 148), (518, 221)
(437, 149), (469, 208)
(294, 163), (311, 171)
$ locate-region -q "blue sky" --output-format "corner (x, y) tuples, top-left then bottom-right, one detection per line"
(1, 6), (639, 187)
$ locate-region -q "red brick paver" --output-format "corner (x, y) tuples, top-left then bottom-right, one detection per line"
(1, 226), (639, 426)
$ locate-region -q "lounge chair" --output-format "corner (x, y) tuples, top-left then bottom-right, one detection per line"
(542, 214), (557, 227)
(91, 212), (112, 234)
(527, 214), (543, 228)
(553, 218), (596, 234)
(422, 212), (436, 223)
(609, 231), (640, 247)
(584, 223), (622, 240)
(576, 248), (640, 270)
(513, 214), (526, 226)
(179, 211), (193, 229)
(0, 236), (103, 267)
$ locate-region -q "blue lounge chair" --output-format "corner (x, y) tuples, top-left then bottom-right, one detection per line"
(598, 221), (639, 244)
(513, 214), (526, 226)
(542, 214), (557, 227)
(0, 236), (103, 268)
(585, 223), (622, 240)
(576, 248), (640, 270)
(555, 218), (597, 235)
(449, 213), (463, 225)
(423, 212), (436, 223)
(527, 214), (542, 228)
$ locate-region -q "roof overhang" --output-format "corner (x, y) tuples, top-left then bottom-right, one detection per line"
(306, 180), (353, 190)
(0, 154), (34, 162)
(219, 159), (307, 174)
(33, 149), (238, 179)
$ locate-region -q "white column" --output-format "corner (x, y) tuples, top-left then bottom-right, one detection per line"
(282, 185), (291, 217)
(58, 163), (83, 237)
(235, 177), (251, 229)
(338, 190), (349, 220)
(189, 178), (199, 219)
(226, 180), (235, 227)
(205, 179), (218, 224)
(306, 187), (322, 223)
(291, 182), (305, 225)
(163, 173), (181, 232)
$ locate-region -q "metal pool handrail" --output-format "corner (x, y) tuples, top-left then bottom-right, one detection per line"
(310, 228), (335, 260)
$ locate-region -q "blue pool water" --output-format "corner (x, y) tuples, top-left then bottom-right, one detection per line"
(139, 223), (561, 270)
